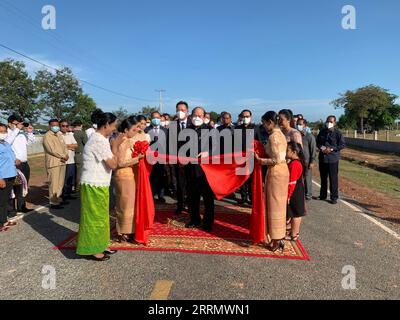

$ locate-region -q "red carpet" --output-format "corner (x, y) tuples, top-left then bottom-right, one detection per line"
(55, 204), (310, 261)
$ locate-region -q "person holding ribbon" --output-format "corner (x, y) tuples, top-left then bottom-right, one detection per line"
(113, 117), (150, 243)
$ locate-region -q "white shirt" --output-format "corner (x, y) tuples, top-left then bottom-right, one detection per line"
(80, 132), (114, 187)
(7, 128), (36, 162)
(179, 119), (188, 130)
(85, 127), (96, 139)
(61, 132), (77, 165)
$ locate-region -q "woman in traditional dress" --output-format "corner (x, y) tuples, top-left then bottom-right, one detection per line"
(255, 111), (289, 253)
(76, 111), (122, 261)
(278, 109), (303, 147)
(113, 117), (150, 243)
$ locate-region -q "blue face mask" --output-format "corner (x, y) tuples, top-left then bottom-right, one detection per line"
(297, 125), (304, 132)
(152, 119), (161, 127)
(51, 126), (60, 133)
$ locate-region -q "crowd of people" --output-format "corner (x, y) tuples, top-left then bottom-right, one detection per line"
(0, 102), (346, 262)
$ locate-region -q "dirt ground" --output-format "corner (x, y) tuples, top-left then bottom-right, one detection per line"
(341, 147), (400, 178)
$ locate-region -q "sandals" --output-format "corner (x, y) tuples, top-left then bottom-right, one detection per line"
(104, 249), (117, 255)
(115, 234), (130, 243)
(4, 221), (17, 228)
(0, 226), (10, 232)
(285, 233), (300, 241)
(87, 254), (111, 262)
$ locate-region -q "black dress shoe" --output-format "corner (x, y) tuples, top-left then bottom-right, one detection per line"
(330, 199), (338, 205)
(202, 224), (213, 232)
(19, 207), (32, 214)
(158, 197), (166, 203)
(185, 221), (201, 229)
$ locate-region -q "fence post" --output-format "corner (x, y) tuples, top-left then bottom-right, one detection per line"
(346, 130), (349, 137)
(374, 131), (378, 141)
(363, 130), (366, 139)
(386, 131), (390, 142)
(354, 130), (357, 139)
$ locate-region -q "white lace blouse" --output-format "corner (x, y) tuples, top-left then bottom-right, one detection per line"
(80, 132), (114, 187)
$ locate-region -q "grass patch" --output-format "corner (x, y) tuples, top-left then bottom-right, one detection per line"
(339, 159), (400, 199)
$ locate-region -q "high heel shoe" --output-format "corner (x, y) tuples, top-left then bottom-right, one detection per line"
(268, 240), (285, 253)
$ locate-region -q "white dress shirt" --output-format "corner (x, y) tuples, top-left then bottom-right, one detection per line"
(7, 128), (36, 162)
(62, 132), (78, 165)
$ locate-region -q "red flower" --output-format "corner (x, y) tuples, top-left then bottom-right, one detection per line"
(132, 140), (150, 158)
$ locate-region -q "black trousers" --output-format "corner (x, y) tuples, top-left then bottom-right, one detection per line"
(175, 165), (189, 211)
(319, 160), (339, 201)
(188, 174), (215, 227)
(1, 178), (15, 226)
(9, 162), (30, 212)
(63, 163), (76, 197)
(150, 164), (165, 199)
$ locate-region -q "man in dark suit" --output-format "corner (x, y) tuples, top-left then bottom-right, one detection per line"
(317, 115), (346, 204)
(184, 107), (216, 232)
(235, 109), (261, 205)
(145, 111), (168, 203)
(174, 101), (190, 215)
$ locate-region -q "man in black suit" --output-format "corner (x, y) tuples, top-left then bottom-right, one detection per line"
(316, 115), (346, 205)
(235, 109), (259, 205)
(174, 101), (190, 215)
(184, 107), (216, 232)
(145, 111), (168, 203)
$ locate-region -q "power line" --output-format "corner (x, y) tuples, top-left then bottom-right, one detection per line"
(0, 43), (156, 103)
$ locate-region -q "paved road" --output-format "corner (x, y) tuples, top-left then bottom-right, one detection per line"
(0, 184), (399, 300)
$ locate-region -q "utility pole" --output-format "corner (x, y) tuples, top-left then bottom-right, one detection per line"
(155, 89), (166, 113)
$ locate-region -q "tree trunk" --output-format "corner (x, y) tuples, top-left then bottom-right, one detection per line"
(360, 117), (364, 132)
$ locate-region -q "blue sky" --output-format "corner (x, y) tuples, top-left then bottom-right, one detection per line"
(0, 0), (399, 122)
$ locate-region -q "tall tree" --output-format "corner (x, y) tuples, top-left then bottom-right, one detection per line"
(332, 85), (398, 131)
(35, 67), (82, 119)
(0, 59), (40, 122)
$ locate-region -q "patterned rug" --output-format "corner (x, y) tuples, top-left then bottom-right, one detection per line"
(55, 204), (310, 261)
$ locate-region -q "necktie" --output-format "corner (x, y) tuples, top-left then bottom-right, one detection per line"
(181, 122), (185, 130)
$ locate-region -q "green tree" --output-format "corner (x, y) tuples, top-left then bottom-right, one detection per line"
(68, 93), (97, 127)
(35, 67), (82, 119)
(332, 85), (399, 131)
(0, 59), (40, 121)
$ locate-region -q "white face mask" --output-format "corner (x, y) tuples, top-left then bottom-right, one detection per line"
(192, 117), (204, 127)
(160, 121), (166, 127)
(243, 117), (251, 125)
(326, 122), (334, 129)
(177, 111), (187, 120)
(204, 118), (210, 125)
(0, 133), (7, 141)
(93, 124), (98, 129)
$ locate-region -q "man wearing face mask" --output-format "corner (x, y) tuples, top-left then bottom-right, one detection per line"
(316, 115), (346, 205)
(6, 115), (35, 215)
(297, 119), (317, 201)
(184, 107), (216, 232)
(145, 111), (168, 203)
(235, 109), (261, 205)
(43, 119), (69, 209)
(174, 101), (190, 215)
